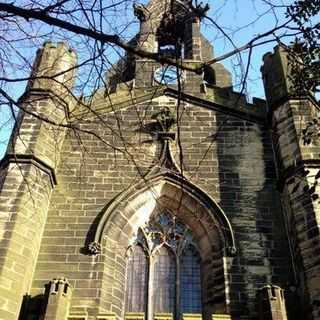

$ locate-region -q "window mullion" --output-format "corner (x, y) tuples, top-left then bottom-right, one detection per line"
(147, 255), (154, 320)
(175, 255), (180, 320)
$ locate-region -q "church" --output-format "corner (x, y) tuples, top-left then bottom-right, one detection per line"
(0, 0), (320, 319)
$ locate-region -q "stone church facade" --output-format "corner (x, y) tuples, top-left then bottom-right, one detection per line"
(0, 1), (320, 320)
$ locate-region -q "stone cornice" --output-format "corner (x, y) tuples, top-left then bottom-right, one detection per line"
(165, 88), (267, 124)
(0, 153), (57, 187)
(267, 94), (320, 124)
(277, 159), (320, 192)
(70, 86), (267, 125)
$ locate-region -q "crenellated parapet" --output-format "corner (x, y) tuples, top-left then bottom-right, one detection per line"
(261, 45), (294, 109)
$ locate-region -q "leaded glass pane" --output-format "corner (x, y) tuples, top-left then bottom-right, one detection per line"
(180, 245), (202, 313)
(153, 246), (176, 313)
(125, 245), (148, 312)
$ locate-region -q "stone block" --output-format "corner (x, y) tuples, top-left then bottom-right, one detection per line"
(212, 315), (231, 320)
(124, 312), (145, 320)
(182, 313), (202, 320)
(66, 307), (88, 320)
(96, 313), (117, 320)
(154, 313), (173, 320)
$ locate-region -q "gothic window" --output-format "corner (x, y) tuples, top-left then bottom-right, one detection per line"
(125, 211), (202, 319)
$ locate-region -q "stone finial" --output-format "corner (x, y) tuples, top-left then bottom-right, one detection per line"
(44, 278), (72, 320)
(46, 277), (71, 295)
(258, 285), (288, 320)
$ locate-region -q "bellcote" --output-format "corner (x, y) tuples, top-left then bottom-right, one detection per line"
(106, 0), (232, 92)
(134, 0), (208, 60)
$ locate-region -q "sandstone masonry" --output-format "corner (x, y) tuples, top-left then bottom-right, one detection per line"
(0, 1), (319, 320)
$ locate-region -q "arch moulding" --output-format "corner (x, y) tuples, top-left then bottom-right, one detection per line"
(91, 172), (236, 257)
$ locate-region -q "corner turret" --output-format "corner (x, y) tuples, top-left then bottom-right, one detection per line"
(0, 43), (77, 320)
(262, 45), (320, 319)
(27, 42), (77, 97)
(261, 45), (295, 109)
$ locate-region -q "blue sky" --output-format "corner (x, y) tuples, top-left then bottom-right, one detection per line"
(0, 0), (293, 159)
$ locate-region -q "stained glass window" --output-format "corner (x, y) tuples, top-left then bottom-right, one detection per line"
(180, 245), (202, 313)
(125, 245), (148, 312)
(125, 212), (202, 319)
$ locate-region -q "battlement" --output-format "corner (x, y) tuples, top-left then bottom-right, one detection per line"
(261, 45), (294, 109)
(27, 42), (77, 96)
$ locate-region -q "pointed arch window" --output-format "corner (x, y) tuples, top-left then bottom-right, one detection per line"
(125, 211), (202, 319)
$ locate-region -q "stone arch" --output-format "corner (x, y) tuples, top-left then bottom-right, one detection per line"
(95, 173), (235, 319)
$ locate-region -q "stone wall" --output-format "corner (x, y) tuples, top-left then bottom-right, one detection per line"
(28, 94), (293, 319)
(0, 41), (76, 320)
(272, 99), (320, 320)
(262, 45), (320, 320)
(0, 94), (71, 319)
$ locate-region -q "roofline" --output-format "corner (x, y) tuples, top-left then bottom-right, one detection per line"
(164, 87), (267, 124)
(70, 86), (267, 125)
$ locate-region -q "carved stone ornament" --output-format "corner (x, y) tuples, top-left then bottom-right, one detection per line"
(152, 107), (176, 133)
(131, 211), (198, 257)
(227, 246), (237, 256)
(148, 107), (180, 174)
(87, 241), (101, 255)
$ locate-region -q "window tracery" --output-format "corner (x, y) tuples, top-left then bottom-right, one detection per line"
(125, 211), (202, 319)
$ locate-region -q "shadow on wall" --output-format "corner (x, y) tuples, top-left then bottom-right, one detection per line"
(215, 111), (296, 319)
(18, 294), (46, 320)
